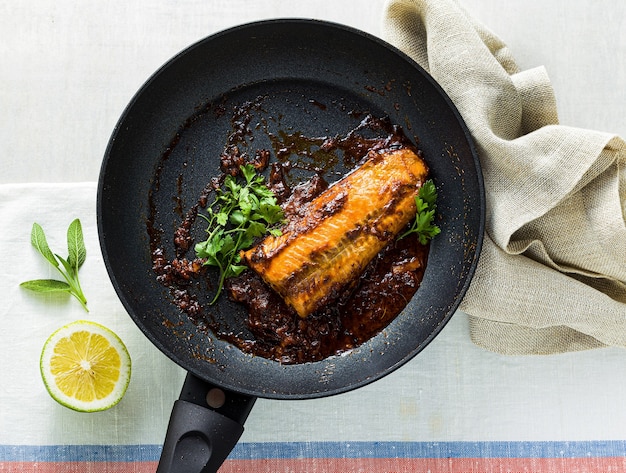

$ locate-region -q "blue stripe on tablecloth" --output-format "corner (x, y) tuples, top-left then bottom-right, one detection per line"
(2, 441), (626, 462)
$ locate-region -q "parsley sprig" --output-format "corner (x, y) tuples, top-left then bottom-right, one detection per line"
(20, 219), (89, 311)
(195, 164), (284, 304)
(399, 179), (441, 244)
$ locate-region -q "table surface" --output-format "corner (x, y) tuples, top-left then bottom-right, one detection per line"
(2, 1), (625, 472)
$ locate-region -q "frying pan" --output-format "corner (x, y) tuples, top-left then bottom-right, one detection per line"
(97, 19), (484, 473)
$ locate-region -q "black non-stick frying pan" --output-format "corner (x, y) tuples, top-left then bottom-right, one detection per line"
(97, 19), (484, 473)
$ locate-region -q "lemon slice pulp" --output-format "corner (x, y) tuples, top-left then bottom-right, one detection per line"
(40, 320), (131, 412)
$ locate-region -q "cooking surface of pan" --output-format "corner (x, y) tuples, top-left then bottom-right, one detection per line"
(97, 19), (484, 399)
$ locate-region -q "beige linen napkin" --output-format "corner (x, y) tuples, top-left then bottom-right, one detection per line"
(383, 0), (626, 354)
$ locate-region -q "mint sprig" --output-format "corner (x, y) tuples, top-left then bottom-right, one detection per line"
(195, 164), (284, 304)
(20, 219), (89, 311)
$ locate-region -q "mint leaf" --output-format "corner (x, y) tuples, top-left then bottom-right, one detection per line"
(67, 218), (86, 271)
(20, 279), (71, 293)
(22, 219), (89, 311)
(55, 253), (75, 277)
(30, 223), (59, 267)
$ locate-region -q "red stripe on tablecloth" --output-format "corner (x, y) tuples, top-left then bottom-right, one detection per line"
(0, 463), (156, 472)
(4, 457), (626, 472)
(223, 457), (626, 472)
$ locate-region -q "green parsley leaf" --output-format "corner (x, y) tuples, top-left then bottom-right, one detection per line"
(398, 179), (441, 244)
(195, 164), (285, 304)
(215, 212), (228, 226)
(240, 163), (256, 184)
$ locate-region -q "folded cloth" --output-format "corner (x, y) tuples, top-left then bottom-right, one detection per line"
(383, 0), (626, 354)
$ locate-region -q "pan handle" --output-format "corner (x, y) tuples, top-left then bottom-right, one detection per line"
(157, 372), (257, 473)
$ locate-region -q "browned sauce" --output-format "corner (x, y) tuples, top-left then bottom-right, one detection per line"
(227, 229), (427, 364)
(149, 96), (430, 364)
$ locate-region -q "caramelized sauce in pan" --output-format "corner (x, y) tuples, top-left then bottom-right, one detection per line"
(148, 96), (429, 364)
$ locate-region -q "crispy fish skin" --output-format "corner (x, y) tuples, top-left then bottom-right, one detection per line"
(241, 147), (429, 318)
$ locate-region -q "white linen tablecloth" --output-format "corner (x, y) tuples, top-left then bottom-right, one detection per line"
(1, 155), (626, 471)
(2, 0), (626, 472)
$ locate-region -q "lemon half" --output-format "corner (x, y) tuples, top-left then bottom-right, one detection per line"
(40, 320), (131, 412)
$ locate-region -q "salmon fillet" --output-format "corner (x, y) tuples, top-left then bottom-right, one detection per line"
(241, 147), (429, 318)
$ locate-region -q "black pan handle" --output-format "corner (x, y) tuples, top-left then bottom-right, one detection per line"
(157, 372), (257, 473)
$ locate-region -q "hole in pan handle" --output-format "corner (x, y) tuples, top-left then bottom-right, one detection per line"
(157, 373), (257, 473)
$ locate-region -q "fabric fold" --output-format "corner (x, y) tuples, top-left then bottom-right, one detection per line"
(383, 0), (626, 354)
